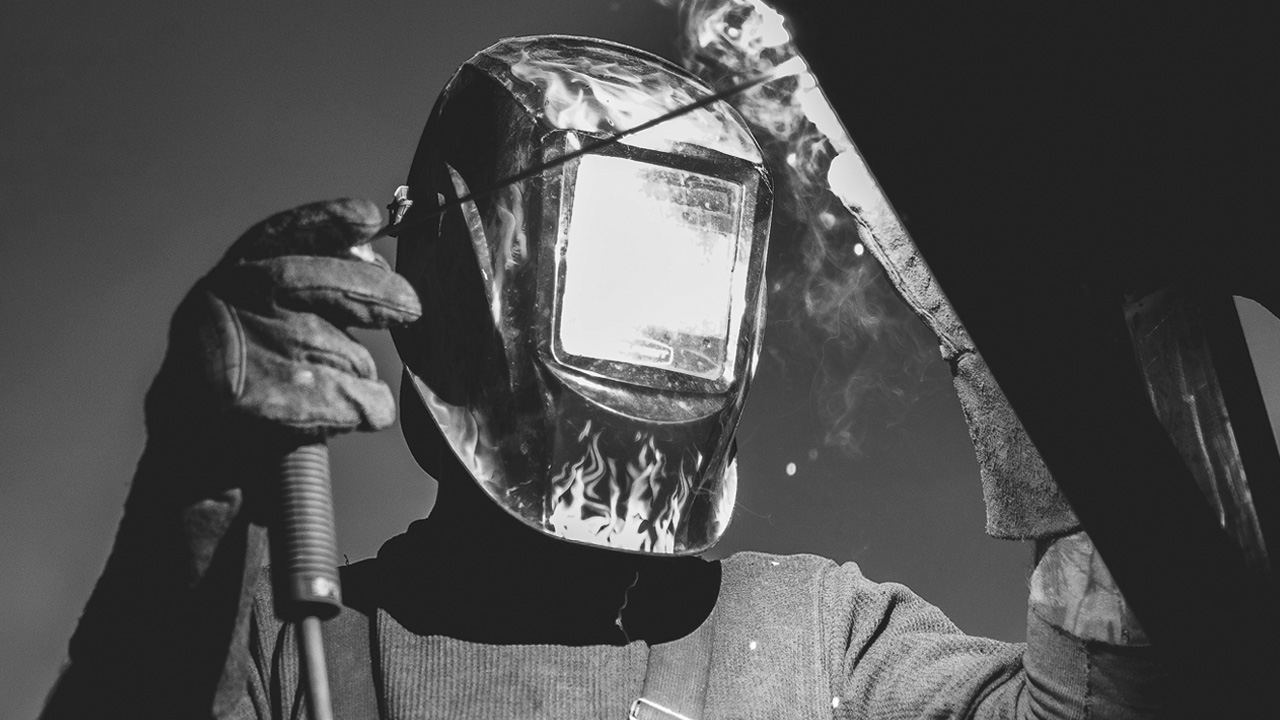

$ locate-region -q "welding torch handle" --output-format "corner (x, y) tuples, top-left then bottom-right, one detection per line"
(273, 441), (341, 720)
(275, 441), (343, 616)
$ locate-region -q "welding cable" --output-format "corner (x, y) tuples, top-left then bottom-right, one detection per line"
(372, 56), (806, 242)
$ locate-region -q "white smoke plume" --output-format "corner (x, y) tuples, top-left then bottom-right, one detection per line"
(655, 0), (932, 453)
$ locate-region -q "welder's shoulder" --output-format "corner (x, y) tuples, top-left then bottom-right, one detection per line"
(720, 550), (963, 638)
(719, 555), (1030, 717)
(719, 550), (837, 591)
(720, 549), (881, 596)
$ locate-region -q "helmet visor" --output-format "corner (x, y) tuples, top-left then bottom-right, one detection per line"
(554, 152), (753, 391)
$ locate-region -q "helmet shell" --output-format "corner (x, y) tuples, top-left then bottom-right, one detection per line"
(393, 35), (772, 554)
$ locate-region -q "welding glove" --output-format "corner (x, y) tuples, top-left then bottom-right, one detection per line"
(854, 207), (1079, 540)
(145, 198), (421, 467)
(43, 199), (421, 720)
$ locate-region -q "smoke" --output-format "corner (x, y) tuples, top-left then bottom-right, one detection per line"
(656, 0), (932, 454)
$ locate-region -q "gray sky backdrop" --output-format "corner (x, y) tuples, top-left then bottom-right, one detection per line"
(3, 3), (1279, 718)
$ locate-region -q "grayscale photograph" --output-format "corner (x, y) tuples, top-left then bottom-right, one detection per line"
(3, 2), (1276, 718)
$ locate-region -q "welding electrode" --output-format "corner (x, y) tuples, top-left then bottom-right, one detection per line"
(370, 56), (806, 243)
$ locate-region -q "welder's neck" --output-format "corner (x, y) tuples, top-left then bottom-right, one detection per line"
(385, 458), (719, 646)
(425, 456), (537, 544)
(384, 471), (680, 645)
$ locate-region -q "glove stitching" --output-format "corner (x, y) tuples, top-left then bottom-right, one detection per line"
(285, 284), (419, 317)
(299, 347), (375, 381)
(223, 296), (248, 402)
(206, 292), (249, 403)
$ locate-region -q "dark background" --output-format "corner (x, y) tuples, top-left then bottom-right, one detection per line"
(3, 3), (1278, 718)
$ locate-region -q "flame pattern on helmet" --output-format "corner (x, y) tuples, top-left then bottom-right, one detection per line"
(546, 420), (700, 553)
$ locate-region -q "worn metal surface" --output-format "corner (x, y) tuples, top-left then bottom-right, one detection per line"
(777, 2), (1279, 710)
(1125, 289), (1272, 582)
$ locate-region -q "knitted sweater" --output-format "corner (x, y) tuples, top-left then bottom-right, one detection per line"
(44, 436), (1162, 720)
(236, 551), (1154, 720)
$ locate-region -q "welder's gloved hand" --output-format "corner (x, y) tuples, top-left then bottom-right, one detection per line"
(42, 199), (422, 720)
(950, 350), (1080, 539)
(145, 198), (422, 469)
(848, 189), (1078, 539)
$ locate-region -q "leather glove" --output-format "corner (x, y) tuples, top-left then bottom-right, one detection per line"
(145, 197), (422, 469)
(840, 160), (1079, 540)
(45, 198), (422, 720)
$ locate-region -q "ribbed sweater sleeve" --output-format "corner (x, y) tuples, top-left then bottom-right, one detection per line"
(819, 558), (1164, 720)
(238, 551), (1164, 720)
(40, 438), (270, 720)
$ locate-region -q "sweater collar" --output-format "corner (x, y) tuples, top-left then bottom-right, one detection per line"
(373, 516), (721, 646)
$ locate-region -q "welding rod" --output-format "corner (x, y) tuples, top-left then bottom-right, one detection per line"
(371, 56), (807, 242)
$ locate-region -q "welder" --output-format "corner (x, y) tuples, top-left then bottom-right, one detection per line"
(42, 36), (1162, 720)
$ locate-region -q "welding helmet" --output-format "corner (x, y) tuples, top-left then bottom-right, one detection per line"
(391, 35), (772, 555)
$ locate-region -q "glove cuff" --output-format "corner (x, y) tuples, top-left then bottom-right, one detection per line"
(951, 349), (1080, 539)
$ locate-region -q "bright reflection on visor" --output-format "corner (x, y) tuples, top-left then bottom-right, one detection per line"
(560, 154), (744, 382)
